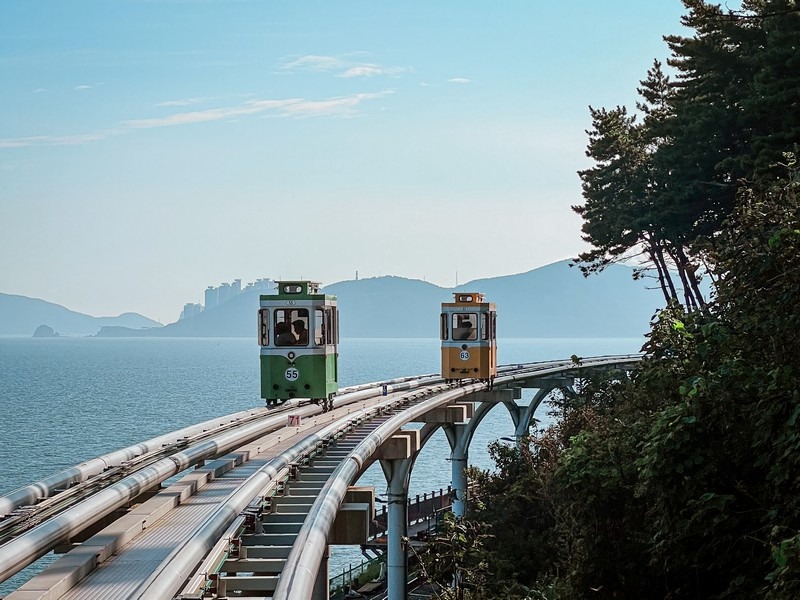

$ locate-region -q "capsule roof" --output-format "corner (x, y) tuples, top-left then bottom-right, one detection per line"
(451, 292), (485, 304)
(274, 281), (321, 295)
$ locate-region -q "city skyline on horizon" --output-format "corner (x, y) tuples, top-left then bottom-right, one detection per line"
(7, 258), (578, 322)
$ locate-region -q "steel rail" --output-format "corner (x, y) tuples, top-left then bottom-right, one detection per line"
(111, 358), (638, 599)
(0, 402), (328, 549)
(0, 359), (623, 522)
(174, 386), (448, 598)
(0, 373), (443, 544)
(272, 381), (478, 600)
(0, 373), (440, 520)
(0, 374), (448, 587)
(131, 396), (408, 599)
(0, 356), (641, 593)
(0, 407), (272, 518)
(0, 417), (271, 543)
(498, 354), (642, 387)
(177, 475), (288, 598)
(0, 404), (323, 584)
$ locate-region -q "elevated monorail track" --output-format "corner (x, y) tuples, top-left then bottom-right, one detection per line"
(0, 356), (640, 599)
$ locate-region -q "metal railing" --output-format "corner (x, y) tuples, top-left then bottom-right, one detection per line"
(331, 485), (456, 597)
(370, 486), (453, 540)
(330, 554), (385, 600)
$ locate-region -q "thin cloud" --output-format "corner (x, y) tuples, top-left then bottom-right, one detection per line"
(0, 91), (395, 148)
(280, 55), (346, 72)
(155, 97), (209, 107)
(281, 54), (411, 79)
(448, 77), (471, 84)
(125, 99), (297, 128)
(341, 64), (384, 78)
(339, 64), (411, 79)
(74, 84), (93, 90)
(278, 91), (395, 118)
(128, 91), (395, 127)
(0, 132), (111, 148)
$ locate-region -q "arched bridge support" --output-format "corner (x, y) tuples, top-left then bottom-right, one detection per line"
(468, 375), (575, 444)
(414, 403), (472, 518)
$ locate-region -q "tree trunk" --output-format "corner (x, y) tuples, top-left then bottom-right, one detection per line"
(654, 240), (680, 304)
(647, 238), (673, 305)
(675, 244), (707, 308)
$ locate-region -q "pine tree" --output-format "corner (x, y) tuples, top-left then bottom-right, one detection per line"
(740, 1), (800, 181)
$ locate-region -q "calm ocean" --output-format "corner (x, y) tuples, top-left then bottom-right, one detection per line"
(0, 336), (642, 590)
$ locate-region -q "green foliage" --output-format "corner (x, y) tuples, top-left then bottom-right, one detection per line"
(420, 4), (800, 596)
(418, 169), (800, 598)
(412, 512), (495, 600)
(574, 1), (800, 311)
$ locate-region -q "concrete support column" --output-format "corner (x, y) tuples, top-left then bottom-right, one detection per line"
(311, 545), (330, 600)
(375, 429), (420, 600)
(386, 462), (410, 600)
(451, 451), (468, 519)
(444, 424), (469, 519)
(414, 405), (473, 520)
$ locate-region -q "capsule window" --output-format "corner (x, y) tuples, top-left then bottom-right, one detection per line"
(325, 306), (339, 345)
(452, 313), (477, 341)
(283, 284), (303, 294)
(457, 294), (474, 303)
(258, 308), (270, 346)
(314, 308), (325, 345)
(274, 308), (309, 346)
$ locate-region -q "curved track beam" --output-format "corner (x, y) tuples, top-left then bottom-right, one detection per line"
(272, 383), (486, 600)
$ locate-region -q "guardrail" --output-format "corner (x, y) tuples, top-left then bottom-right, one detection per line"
(370, 486), (453, 539)
(330, 554), (385, 600)
(332, 486), (455, 599)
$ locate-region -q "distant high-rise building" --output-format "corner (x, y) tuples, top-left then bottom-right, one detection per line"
(179, 303), (203, 320)
(245, 278), (276, 293)
(218, 282), (232, 305)
(259, 278), (276, 292)
(199, 278), (274, 314)
(204, 286), (218, 310)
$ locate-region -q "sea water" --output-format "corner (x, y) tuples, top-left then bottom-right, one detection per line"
(0, 336), (643, 592)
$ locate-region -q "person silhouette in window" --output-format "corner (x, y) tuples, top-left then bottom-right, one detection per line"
(293, 319), (308, 345)
(456, 320), (474, 340)
(275, 322), (297, 346)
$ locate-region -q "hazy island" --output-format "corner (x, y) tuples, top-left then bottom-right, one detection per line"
(32, 324), (59, 338)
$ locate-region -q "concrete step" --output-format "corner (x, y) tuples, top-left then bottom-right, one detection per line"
(262, 521), (303, 534)
(222, 557), (287, 575)
(260, 512), (308, 524)
(217, 574), (280, 594)
(272, 495), (317, 505)
(237, 542), (293, 559)
(274, 502), (312, 514)
(238, 532), (297, 546)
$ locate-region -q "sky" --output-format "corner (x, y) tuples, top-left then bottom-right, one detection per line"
(1, 1), (689, 323)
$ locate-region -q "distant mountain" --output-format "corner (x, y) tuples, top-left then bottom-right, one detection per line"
(97, 290), (258, 338)
(328, 261), (661, 338)
(0, 293), (162, 336)
(95, 260), (665, 339)
(453, 261), (661, 338)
